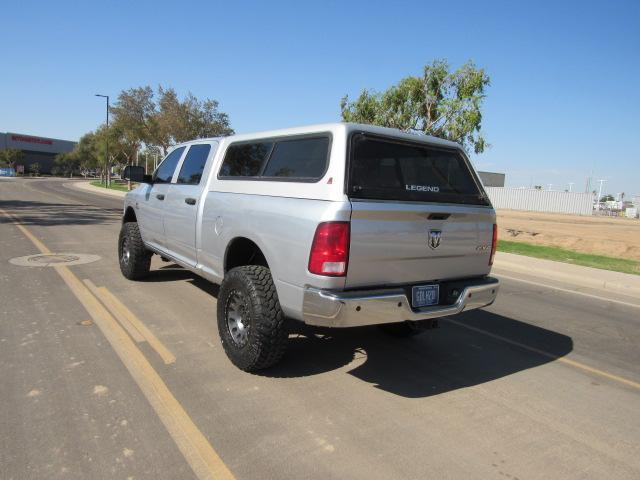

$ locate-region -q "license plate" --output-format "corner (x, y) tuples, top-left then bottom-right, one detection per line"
(411, 284), (440, 308)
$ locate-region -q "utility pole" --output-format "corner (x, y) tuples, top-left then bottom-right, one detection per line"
(597, 179), (607, 208)
(95, 94), (109, 187)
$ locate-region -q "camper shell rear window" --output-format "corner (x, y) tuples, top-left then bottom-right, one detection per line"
(347, 133), (489, 206)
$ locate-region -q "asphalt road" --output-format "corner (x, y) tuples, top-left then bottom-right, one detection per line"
(1, 177), (639, 480)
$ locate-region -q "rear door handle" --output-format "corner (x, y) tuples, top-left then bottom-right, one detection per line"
(428, 213), (451, 220)
(156, 194), (165, 200)
(185, 198), (196, 206)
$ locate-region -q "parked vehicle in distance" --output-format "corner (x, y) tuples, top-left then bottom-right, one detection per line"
(119, 123), (500, 371)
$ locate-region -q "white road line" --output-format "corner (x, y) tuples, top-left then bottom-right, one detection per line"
(445, 318), (640, 390)
(496, 273), (640, 309)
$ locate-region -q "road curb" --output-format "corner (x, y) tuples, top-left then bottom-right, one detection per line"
(493, 252), (640, 297)
(72, 181), (127, 198)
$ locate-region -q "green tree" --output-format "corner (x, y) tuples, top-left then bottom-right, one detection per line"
(140, 145), (162, 173)
(155, 86), (234, 150)
(110, 86), (159, 148)
(340, 59), (490, 153)
(54, 152), (80, 177)
(29, 162), (40, 176)
(0, 148), (25, 168)
(75, 132), (100, 172)
(93, 123), (132, 186)
(111, 85), (233, 155)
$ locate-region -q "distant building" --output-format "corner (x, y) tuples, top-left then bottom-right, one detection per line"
(0, 132), (76, 174)
(477, 171), (505, 188)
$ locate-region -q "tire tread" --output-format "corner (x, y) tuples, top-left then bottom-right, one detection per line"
(118, 222), (152, 280)
(218, 265), (288, 371)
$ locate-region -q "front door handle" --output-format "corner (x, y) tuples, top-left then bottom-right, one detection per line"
(156, 194), (165, 200)
(185, 197), (196, 205)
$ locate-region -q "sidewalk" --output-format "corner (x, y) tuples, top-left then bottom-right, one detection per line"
(72, 181), (127, 198)
(493, 251), (640, 297)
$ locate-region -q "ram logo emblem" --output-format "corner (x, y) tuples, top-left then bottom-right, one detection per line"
(428, 229), (442, 249)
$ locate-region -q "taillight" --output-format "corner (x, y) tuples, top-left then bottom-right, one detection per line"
(308, 222), (350, 276)
(489, 223), (498, 266)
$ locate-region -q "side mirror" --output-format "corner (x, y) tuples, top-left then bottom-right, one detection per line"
(122, 165), (152, 184)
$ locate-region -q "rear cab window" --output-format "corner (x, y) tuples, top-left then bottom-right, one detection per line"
(348, 133), (489, 206)
(218, 135), (330, 182)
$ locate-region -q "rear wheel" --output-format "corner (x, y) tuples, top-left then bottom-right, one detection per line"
(118, 222), (152, 280)
(217, 265), (288, 371)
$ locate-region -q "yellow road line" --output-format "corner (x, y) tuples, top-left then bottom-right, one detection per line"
(84, 279), (146, 343)
(4, 214), (52, 254)
(85, 280), (176, 364)
(445, 318), (640, 390)
(1, 207), (235, 480)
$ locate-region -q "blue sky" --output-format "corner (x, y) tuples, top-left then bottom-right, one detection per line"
(1, 0), (638, 196)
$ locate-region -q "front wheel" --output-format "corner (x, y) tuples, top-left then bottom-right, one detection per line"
(118, 222), (152, 280)
(217, 265), (288, 371)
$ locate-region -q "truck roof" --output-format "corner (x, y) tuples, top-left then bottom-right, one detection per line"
(173, 122), (462, 150)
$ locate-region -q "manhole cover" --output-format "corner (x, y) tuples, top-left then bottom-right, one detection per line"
(29, 254), (80, 264)
(9, 253), (101, 267)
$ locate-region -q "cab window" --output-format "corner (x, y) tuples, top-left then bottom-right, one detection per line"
(176, 144), (211, 185)
(153, 147), (185, 184)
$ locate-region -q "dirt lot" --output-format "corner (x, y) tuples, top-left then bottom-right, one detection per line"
(496, 210), (640, 261)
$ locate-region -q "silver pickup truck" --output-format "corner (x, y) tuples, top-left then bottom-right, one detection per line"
(120, 123), (499, 371)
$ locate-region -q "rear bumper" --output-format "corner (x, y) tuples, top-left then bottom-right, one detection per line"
(302, 277), (499, 328)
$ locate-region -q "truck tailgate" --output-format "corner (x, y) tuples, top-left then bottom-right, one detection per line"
(345, 132), (495, 289)
(346, 201), (495, 288)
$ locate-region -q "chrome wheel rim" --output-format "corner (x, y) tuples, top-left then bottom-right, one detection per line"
(121, 237), (131, 266)
(226, 290), (249, 347)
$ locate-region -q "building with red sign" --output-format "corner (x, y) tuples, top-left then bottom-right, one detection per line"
(0, 132), (76, 174)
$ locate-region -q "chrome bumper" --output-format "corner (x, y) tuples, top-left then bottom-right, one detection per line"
(302, 277), (500, 328)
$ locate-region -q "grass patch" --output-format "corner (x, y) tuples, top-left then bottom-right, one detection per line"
(498, 240), (640, 275)
(90, 180), (130, 192)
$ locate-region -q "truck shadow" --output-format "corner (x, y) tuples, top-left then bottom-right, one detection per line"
(0, 200), (121, 226)
(262, 310), (573, 398)
(140, 266), (574, 399)
(141, 265), (221, 297)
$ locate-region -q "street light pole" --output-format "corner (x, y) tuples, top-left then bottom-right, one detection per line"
(95, 94), (109, 186)
(597, 179), (607, 207)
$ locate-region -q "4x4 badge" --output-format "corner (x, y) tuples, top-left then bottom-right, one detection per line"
(428, 229), (442, 249)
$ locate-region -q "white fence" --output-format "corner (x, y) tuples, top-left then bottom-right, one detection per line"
(485, 187), (593, 215)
